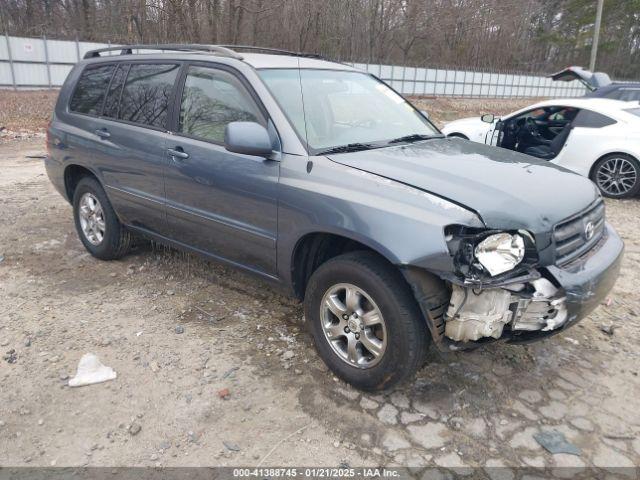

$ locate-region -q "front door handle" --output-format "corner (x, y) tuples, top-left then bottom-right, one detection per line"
(95, 129), (111, 139)
(167, 147), (189, 160)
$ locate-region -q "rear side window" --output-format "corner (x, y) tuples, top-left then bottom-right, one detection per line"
(119, 64), (180, 128)
(572, 109), (616, 128)
(178, 66), (265, 143)
(69, 64), (115, 115)
(103, 63), (129, 119)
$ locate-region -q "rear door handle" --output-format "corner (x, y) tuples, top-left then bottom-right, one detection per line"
(167, 148), (189, 160)
(95, 129), (111, 139)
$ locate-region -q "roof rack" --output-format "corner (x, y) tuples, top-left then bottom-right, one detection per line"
(83, 44), (243, 60)
(218, 45), (324, 59)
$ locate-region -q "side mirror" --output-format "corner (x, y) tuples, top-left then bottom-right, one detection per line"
(420, 110), (430, 120)
(224, 122), (273, 157)
(481, 113), (495, 123)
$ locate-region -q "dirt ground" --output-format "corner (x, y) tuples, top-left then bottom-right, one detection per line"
(1, 102), (640, 476)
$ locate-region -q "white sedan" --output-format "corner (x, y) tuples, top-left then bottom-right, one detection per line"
(441, 98), (640, 198)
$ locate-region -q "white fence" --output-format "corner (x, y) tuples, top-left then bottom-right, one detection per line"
(1, 34), (589, 98)
(0, 35), (112, 89)
(345, 62), (587, 98)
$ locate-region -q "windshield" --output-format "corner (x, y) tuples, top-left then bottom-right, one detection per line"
(258, 68), (440, 154)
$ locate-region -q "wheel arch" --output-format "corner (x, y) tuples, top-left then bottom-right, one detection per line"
(64, 164), (100, 202)
(290, 231), (401, 300)
(447, 132), (469, 140)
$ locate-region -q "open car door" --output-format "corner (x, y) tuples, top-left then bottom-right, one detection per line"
(485, 120), (504, 146)
(549, 66), (611, 92)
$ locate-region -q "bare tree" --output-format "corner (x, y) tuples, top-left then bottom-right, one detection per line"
(1, 0), (638, 79)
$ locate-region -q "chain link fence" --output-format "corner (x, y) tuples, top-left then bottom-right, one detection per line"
(1, 34), (589, 98)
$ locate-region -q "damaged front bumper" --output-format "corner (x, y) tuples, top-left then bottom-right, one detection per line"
(412, 223), (623, 350)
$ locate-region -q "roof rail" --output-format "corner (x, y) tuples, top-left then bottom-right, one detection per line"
(83, 44), (243, 60)
(218, 45), (324, 59)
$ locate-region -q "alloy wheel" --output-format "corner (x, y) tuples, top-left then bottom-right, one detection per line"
(78, 192), (106, 246)
(320, 283), (387, 368)
(596, 157), (638, 196)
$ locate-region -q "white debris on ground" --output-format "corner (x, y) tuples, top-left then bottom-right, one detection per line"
(68, 353), (117, 387)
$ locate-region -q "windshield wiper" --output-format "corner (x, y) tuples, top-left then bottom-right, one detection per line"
(316, 143), (377, 155)
(387, 133), (442, 144)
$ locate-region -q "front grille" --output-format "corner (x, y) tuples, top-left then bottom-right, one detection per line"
(553, 200), (605, 265)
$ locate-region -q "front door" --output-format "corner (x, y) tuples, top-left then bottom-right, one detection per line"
(163, 64), (279, 276)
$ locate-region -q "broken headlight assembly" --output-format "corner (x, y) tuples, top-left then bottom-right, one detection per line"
(475, 233), (525, 276)
(445, 226), (538, 282)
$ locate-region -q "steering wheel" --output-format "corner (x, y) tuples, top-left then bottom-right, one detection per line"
(517, 117), (550, 147)
(524, 117), (541, 138)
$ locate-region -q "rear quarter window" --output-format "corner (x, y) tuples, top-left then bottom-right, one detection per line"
(572, 109), (616, 128)
(118, 64), (180, 128)
(69, 64), (115, 115)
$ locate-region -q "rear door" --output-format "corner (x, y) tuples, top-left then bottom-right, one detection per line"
(163, 63), (279, 276)
(96, 62), (181, 234)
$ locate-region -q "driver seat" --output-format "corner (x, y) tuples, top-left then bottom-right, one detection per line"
(523, 125), (572, 160)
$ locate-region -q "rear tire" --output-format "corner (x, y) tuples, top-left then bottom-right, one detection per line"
(73, 176), (132, 260)
(304, 251), (428, 391)
(591, 153), (640, 198)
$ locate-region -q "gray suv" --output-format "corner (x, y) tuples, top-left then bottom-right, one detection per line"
(46, 45), (623, 391)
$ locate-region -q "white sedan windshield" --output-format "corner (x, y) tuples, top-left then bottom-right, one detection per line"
(259, 69), (439, 153)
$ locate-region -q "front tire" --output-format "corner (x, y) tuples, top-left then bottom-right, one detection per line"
(73, 176), (132, 260)
(304, 251), (428, 391)
(591, 153), (640, 198)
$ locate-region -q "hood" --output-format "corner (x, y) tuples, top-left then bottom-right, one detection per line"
(327, 138), (599, 233)
(549, 66), (611, 91)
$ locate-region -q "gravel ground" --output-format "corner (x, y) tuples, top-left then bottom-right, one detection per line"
(1, 133), (640, 475)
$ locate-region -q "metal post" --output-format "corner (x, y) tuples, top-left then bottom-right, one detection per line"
(43, 35), (52, 89)
(5, 32), (16, 90)
(462, 69), (468, 98)
(412, 64), (417, 96)
(589, 0), (604, 71)
(75, 35), (81, 61)
(452, 68), (457, 97)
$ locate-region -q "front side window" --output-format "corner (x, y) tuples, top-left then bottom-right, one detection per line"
(547, 107), (579, 122)
(179, 66), (265, 143)
(119, 63), (180, 128)
(258, 69), (439, 153)
(69, 64), (115, 115)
